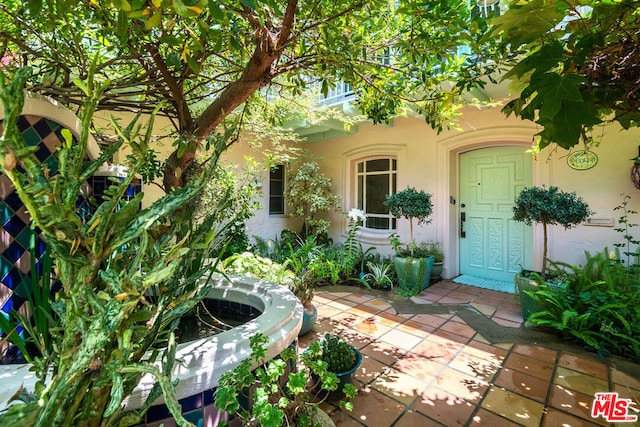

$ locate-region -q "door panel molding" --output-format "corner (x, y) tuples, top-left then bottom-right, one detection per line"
(459, 146), (533, 282)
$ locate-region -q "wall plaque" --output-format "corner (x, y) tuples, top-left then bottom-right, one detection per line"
(567, 150), (598, 170)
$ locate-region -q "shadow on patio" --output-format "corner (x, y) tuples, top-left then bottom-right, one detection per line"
(297, 281), (640, 426)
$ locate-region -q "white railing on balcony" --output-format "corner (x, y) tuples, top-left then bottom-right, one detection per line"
(306, 1), (500, 108)
(310, 80), (355, 106)
(474, 0), (501, 19)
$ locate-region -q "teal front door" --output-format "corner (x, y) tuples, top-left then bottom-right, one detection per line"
(459, 146), (533, 282)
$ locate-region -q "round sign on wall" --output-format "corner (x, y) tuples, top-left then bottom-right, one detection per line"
(567, 150), (598, 170)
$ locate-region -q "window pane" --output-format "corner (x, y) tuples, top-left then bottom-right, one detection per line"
(367, 216), (389, 230)
(355, 157), (397, 230)
(366, 174), (389, 214)
(366, 159), (390, 172)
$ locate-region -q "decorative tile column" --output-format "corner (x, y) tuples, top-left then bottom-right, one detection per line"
(87, 165), (143, 208)
(0, 115), (65, 316)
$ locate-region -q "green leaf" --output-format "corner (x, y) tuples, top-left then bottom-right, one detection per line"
(116, 10), (129, 38)
(286, 372), (307, 394)
(208, 0), (225, 20)
(119, 0), (132, 12)
(145, 10), (162, 30)
(534, 74), (585, 121)
(27, 0), (42, 16)
(171, 0), (189, 17)
(489, 0), (566, 47)
(240, 0), (256, 9)
(104, 372), (124, 417)
(503, 41), (564, 81)
(186, 56), (200, 74)
(257, 405), (283, 427)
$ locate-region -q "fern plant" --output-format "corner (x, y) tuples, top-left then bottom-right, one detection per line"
(526, 251), (640, 360)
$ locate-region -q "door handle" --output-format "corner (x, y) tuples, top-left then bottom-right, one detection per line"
(460, 212), (466, 238)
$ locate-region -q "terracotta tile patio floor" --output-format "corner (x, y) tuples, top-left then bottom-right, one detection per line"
(297, 280), (640, 427)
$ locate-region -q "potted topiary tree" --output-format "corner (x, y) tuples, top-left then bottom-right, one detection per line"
(512, 185), (592, 319)
(384, 187), (434, 296)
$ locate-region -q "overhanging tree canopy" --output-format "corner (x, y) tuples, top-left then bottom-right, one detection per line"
(492, 0), (640, 151)
(0, 0), (502, 190)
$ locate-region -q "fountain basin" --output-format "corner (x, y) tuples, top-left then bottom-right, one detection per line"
(0, 275), (303, 426)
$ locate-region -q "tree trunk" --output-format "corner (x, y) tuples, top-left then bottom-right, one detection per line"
(163, 0), (299, 192)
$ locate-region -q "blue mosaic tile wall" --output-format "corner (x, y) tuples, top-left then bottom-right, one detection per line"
(0, 115), (65, 316)
(0, 115), (142, 330)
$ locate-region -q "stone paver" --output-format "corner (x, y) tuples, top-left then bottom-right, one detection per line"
(301, 280), (640, 426)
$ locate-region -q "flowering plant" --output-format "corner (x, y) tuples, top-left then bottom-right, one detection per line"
(347, 208), (366, 223)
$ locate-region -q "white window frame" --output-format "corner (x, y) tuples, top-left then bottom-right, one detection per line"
(343, 144), (406, 244)
(356, 157), (397, 231)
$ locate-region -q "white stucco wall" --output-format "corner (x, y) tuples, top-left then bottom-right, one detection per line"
(92, 101), (640, 279)
(301, 105), (640, 279)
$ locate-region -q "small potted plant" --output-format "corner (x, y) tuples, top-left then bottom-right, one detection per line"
(423, 240), (445, 282)
(215, 333), (356, 426)
(313, 334), (362, 396)
(384, 187), (434, 295)
(512, 186), (592, 319)
(291, 270), (318, 336)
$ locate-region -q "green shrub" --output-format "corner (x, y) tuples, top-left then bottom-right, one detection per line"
(285, 162), (341, 237)
(527, 250), (640, 360)
(215, 334), (356, 427)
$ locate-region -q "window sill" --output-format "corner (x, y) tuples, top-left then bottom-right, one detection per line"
(348, 228), (394, 246)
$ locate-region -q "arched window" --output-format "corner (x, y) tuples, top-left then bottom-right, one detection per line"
(356, 158), (397, 230)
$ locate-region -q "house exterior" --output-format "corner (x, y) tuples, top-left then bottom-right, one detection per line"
(5, 87), (640, 291)
(227, 92), (640, 284)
